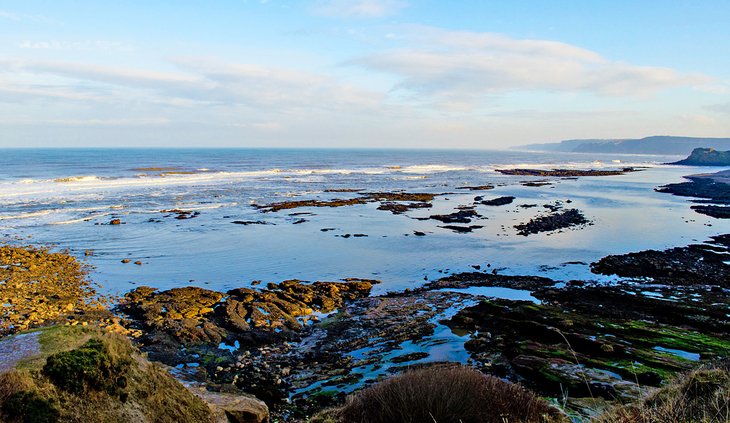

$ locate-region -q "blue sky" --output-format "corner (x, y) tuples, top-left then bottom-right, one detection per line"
(0, 0), (728, 148)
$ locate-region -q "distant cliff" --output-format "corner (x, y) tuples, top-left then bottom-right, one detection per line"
(517, 136), (730, 155)
(670, 148), (730, 166)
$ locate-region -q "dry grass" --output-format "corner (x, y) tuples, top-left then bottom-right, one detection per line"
(593, 360), (730, 423)
(0, 326), (213, 423)
(314, 364), (567, 423)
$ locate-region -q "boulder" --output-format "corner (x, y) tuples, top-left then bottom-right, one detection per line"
(200, 391), (269, 423)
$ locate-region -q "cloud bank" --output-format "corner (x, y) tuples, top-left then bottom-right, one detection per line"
(349, 26), (712, 107)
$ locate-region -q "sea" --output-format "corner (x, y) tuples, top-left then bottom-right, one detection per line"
(0, 148), (727, 297)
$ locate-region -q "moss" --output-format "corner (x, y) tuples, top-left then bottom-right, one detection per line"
(1, 391), (59, 423)
(42, 338), (130, 394)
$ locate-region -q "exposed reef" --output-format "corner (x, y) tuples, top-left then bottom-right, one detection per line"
(254, 192), (439, 215)
(430, 208), (481, 224)
(0, 246), (112, 337)
(590, 234), (730, 287)
(691, 204), (730, 218)
(656, 172), (730, 205)
(479, 196), (515, 206)
(496, 168), (639, 177)
(514, 209), (589, 236)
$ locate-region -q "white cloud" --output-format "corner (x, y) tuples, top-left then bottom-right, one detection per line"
(312, 0), (407, 18)
(349, 26), (713, 106)
(19, 40), (134, 52)
(0, 117), (170, 126)
(0, 57), (383, 114)
(0, 10), (20, 20)
(705, 102), (730, 114)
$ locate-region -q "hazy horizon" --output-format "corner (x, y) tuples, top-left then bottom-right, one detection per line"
(1, 1), (729, 148)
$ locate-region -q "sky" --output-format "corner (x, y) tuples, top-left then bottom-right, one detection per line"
(0, 0), (729, 149)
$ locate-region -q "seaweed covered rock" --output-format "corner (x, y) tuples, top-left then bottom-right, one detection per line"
(515, 209), (589, 236)
(445, 282), (730, 403)
(118, 279), (377, 363)
(590, 236), (730, 287)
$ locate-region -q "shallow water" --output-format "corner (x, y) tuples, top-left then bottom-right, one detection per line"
(0, 148), (728, 296)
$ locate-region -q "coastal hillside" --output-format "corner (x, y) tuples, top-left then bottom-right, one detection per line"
(517, 136), (730, 155)
(670, 147), (730, 166)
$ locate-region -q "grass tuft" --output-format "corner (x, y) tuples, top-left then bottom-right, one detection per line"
(313, 364), (567, 423)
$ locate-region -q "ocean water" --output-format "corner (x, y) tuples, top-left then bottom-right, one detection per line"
(0, 148), (727, 296)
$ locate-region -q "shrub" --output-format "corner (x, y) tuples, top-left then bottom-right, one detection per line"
(317, 364), (566, 423)
(42, 338), (129, 394)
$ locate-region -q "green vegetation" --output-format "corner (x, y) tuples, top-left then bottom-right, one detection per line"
(0, 327), (213, 423)
(43, 338), (130, 394)
(2, 391), (59, 423)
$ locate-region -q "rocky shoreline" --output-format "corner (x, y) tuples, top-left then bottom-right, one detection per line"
(1, 167), (729, 422)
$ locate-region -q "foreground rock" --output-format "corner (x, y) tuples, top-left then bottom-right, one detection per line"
(669, 147), (730, 166)
(443, 277), (729, 403)
(0, 245), (112, 336)
(198, 390), (269, 423)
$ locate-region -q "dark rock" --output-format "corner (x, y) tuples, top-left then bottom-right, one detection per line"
(456, 185), (494, 191)
(656, 174), (730, 204)
(376, 202), (432, 214)
(161, 209), (200, 220)
(439, 225), (483, 233)
(590, 236), (730, 287)
(515, 209), (589, 236)
(691, 205), (730, 218)
(480, 196), (515, 206)
(109, 219), (122, 225)
(232, 221), (271, 225)
(497, 168), (639, 177)
(430, 209), (480, 223)
(521, 181), (552, 187)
